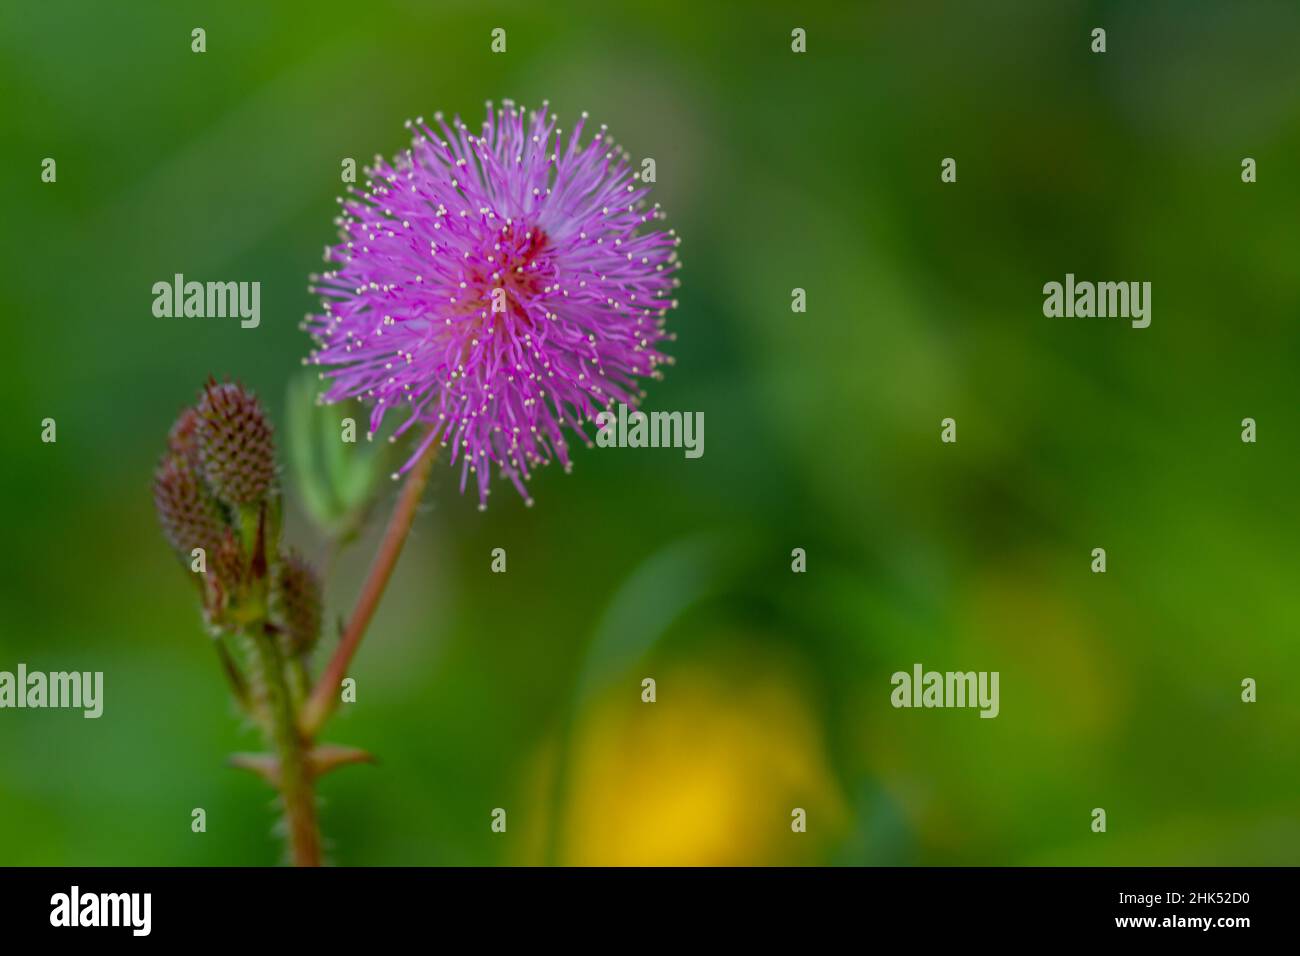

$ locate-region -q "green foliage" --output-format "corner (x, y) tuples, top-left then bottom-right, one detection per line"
(285, 371), (393, 547)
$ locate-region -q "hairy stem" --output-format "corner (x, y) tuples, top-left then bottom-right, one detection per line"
(299, 443), (436, 738)
(250, 625), (322, 867)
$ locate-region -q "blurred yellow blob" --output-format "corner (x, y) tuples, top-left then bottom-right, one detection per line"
(557, 661), (846, 866)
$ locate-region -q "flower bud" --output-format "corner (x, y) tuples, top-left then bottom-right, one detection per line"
(274, 551), (322, 656)
(213, 527), (246, 593)
(196, 380), (277, 507)
(153, 451), (223, 563)
(167, 406), (203, 470)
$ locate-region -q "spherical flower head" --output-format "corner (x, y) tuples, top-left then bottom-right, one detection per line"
(305, 99), (682, 507)
(196, 379), (277, 507)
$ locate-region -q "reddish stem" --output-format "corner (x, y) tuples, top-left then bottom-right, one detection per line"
(299, 444), (436, 737)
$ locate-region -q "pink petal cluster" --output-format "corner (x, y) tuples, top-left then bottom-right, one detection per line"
(305, 100), (681, 507)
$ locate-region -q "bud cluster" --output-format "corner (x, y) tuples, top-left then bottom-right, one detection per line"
(152, 379), (319, 653)
(153, 378), (334, 866)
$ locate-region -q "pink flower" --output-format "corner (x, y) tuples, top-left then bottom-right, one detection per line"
(305, 100), (681, 507)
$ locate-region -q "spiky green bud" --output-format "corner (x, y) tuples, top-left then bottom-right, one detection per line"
(153, 451), (223, 563)
(274, 551), (322, 656)
(213, 527), (246, 593)
(196, 380), (277, 507)
(167, 406), (204, 469)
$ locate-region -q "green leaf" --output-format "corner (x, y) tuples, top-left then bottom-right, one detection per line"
(286, 371), (341, 531)
(284, 371), (396, 542)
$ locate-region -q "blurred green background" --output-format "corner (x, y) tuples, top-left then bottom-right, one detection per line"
(1, 0), (1298, 865)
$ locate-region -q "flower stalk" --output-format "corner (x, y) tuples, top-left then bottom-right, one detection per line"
(300, 442), (436, 738)
(248, 623), (322, 867)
